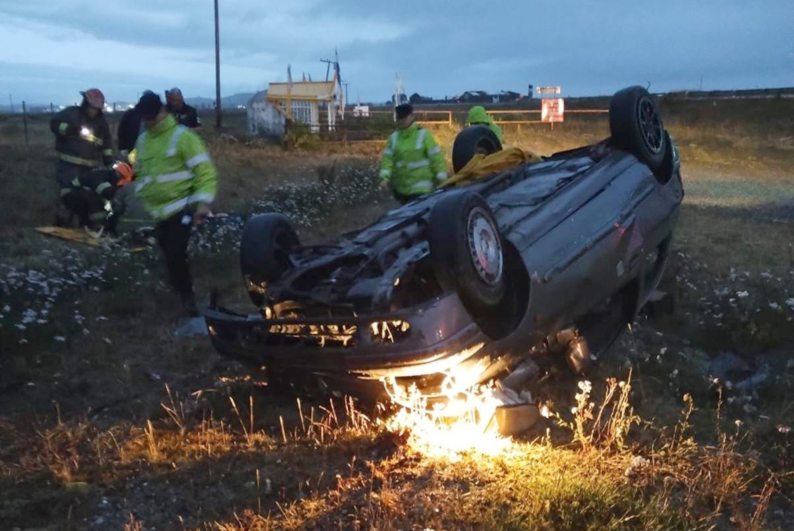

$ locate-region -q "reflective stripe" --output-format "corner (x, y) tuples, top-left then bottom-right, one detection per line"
(190, 192), (215, 205)
(60, 187), (73, 197)
(156, 170), (192, 183)
(58, 122), (69, 135)
(102, 149), (114, 156)
(428, 145), (441, 156)
(406, 160), (430, 170)
(436, 171), (448, 181)
(166, 126), (188, 157)
(85, 133), (103, 146)
(407, 180), (433, 193)
(95, 182), (112, 195)
(89, 211), (107, 221)
(389, 131), (398, 151)
(159, 192), (215, 218)
(185, 153), (210, 168)
(415, 128), (426, 150)
(135, 176), (153, 193)
(57, 152), (99, 167)
(160, 197), (189, 217)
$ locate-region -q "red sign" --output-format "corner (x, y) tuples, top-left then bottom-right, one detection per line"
(541, 98), (565, 123)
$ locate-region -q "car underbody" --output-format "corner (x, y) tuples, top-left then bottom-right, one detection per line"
(205, 86), (684, 400)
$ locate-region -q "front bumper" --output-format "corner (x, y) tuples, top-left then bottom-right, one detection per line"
(204, 292), (497, 395)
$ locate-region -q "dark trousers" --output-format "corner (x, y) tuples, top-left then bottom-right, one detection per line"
(62, 188), (105, 227)
(154, 212), (194, 300)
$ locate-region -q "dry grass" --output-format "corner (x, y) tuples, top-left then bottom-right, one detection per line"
(0, 380), (778, 530)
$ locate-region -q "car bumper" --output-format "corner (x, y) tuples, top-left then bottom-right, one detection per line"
(204, 292), (498, 395)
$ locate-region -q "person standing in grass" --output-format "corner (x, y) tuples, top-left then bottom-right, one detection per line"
(165, 87), (201, 128)
(466, 105), (504, 144)
(133, 92), (217, 316)
(379, 103), (448, 204)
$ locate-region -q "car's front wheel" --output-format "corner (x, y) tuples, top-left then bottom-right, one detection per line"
(427, 191), (506, 313)
(240, 213), (299, 307)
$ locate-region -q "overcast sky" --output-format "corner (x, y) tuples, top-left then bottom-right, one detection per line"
(1, 0), (791, 106)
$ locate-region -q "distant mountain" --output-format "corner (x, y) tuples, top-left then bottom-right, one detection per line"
(186, 93), (255, 109)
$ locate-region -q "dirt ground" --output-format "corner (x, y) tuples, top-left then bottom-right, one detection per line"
(0, 103), (793, 529)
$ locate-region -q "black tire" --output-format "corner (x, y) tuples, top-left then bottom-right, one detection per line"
(427, 191), (506, 313)
(609, 86), (667, 174)
(452, 125), (503, 173)
(240, 213), (299, 306)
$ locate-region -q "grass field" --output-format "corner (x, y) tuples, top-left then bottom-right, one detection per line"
(0, 98), (792, 529)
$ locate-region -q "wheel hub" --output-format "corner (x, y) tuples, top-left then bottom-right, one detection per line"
(467, 208), (503, 285)
(638, 97), (663, 154)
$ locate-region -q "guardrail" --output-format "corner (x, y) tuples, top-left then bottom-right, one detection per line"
(366, 108), (608, 127)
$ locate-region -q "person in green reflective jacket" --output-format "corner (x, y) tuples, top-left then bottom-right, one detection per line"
(133, 92), (218, 316)
(466, 105), (504, 144)
(379, 104), (448, 204)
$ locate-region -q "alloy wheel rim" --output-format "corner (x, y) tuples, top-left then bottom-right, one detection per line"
(467, 207), (503, 285)
(638, 97), (664, 154)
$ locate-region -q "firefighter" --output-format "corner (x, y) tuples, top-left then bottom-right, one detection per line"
(466, 105), (504, 143)
(133, 92), (217, 316)
(165, 87), (201, 128)
(50, 88), (114, 227)
(378, 104), (448, 204)
(71, 162), (135, 236)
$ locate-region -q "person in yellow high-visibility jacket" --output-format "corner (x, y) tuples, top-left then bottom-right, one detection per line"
(466, 105), (504, 144)
(133, 92), (218, 316)
(378, 104), (448, 204)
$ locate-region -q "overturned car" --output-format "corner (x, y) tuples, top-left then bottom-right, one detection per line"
(205, 86), (684, 398)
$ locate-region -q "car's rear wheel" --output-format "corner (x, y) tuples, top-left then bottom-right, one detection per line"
(609, 86), (667, 175)
(452, 125), (503, 173)
(427, 191), (506, 313)
(240, 213), (299, 307)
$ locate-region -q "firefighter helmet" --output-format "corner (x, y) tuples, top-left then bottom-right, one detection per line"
(113, 161), (134, 187)
(81, 88), (106, 110)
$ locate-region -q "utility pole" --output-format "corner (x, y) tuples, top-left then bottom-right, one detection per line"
(214, 0), (222, 129)
(320, 58), (333, 81)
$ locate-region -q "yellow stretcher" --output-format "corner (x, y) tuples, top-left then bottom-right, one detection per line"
(35, 226), (147, 252)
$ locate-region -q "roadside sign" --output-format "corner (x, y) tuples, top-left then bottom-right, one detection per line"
(536, 86), (561, 97)
(541, 98), (565, 123)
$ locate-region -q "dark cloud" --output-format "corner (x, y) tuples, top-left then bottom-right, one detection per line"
(0, 0), (791, 104)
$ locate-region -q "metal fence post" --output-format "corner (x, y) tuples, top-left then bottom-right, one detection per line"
(22, 101), (29, 146)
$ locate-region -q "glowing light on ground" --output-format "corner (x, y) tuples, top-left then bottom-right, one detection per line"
(382, 360), (516, 460)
